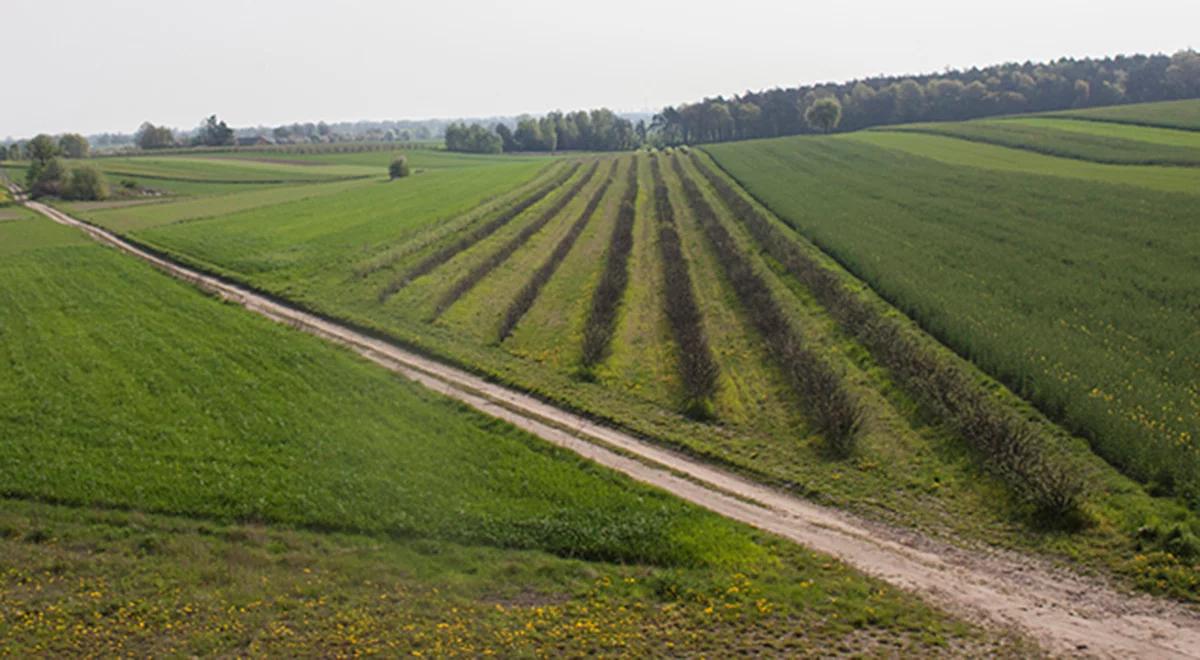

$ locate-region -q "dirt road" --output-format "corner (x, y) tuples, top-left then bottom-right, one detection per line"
(23, 197), (1200, 658)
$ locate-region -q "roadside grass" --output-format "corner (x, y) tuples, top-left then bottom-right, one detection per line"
(891, 118), (1200, 165)
(0, 500), (1021, 657)
(848, 131), (1200, 193)
(1045, 99), (1200, 130)
(73, 142), (1200, 602)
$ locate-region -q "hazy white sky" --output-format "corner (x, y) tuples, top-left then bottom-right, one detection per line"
(4, 0), (1197, 137)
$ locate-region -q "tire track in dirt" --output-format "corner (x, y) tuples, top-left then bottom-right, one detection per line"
(21, 195), (1200, 658)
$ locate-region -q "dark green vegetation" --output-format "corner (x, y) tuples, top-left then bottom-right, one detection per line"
(1048, 98), (1200, 130)
(0, 212), (1004, 655)
(894, 117), (1200, 165)
(654, 51), (1200, 144)
(67, 136), (1199, 603)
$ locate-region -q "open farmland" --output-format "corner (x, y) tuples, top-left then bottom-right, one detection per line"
(53, 137), (1195, 609)
(0, 211), (1006, 656)
(891, 117), (1200, 165)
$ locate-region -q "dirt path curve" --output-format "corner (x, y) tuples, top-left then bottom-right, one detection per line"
(24, 197), (1200, 658)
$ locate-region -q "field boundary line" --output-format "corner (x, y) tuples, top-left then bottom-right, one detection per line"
(20, 194), (1200, 659)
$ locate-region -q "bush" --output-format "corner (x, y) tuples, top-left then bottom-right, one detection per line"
(63, 166), (109, 201)
(388, 156), (410, 179)
(28, 157), (66, 198)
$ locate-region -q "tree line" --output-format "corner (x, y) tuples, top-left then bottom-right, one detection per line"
(445, 108), (642, 154)
(652, 50), (1200, 144)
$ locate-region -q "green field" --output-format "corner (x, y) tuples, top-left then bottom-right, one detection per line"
(892, 117), (1200, 165)
(1046, 99), (1200, 130)
(44, 141), (1191, 606)
(706, 133), (1199, 508)
(0, 212), (1005, 655)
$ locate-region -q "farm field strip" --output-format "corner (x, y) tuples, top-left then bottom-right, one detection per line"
(380, 161), (581, 300)
(848, 131), (1200, 193)
(430, 160), (601, 319)
(890, 119), (1200, 166)
(580, 156), (640, 368)
(353, 160), (563, 280)
(648, 156), (720, 417)
(671, 154), (862, 449)
(1045, 99), (1200, 131)
(498, 160), (619, 341)
(18, 198), (1200, 658)
(1000, 117), (1200, 149)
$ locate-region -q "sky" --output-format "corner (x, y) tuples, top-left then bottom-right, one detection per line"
(4, 0), (1197, 138)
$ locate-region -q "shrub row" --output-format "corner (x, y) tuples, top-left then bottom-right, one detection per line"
(379, 161), (581, 301)
(432, 161), (601, 318)
(649, 155), (720, 418)
(670, 155), (862, 452)
(691, 153), (1085, 515)
(581, 157), (640, 368)
(498, 160), (619, 341)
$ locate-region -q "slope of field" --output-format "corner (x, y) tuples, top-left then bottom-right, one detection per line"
(892, 118), (1200, 165)
(1047, 99), (1200, 130)
(0, 213), (995, 655)
(706, 135), (1200, 509)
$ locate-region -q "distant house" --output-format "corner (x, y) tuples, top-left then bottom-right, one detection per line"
(236, 136), (274, 147)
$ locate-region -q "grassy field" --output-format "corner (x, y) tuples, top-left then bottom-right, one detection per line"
(58, 143), (1193, 604)
(1046, 99), (1200, 130)
(706, 134), (1199, 509)
(0, 212), (1009, 655)
(892, 117), (1200, 165)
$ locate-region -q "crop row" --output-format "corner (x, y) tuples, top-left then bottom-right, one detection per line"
(649, 155), (720, 418)
(380, 161), (581, 301)
(581, 157), (640, 369)
(670, 155), (862, 451)
(690, 152), (1085, 514)
(498, 160), (619, 341)
(432, 161), (601, 319)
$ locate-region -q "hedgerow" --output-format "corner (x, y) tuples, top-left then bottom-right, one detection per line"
(380, 162), (580, 301)
(432, 161), (600, 318)
(580, 157), (640, 368)
(671, 155), (862, 453)
(649, 155), (719, 418)
(498, 160), (619, 341)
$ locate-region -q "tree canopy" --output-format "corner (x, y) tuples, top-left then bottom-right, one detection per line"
(652, 49), (1200, 145)
(135, 122), (177, 150)
(445, 108), (637, 154)
(195, 115), (234, 147)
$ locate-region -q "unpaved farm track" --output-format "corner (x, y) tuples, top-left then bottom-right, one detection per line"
(23, 196), (1200, 658)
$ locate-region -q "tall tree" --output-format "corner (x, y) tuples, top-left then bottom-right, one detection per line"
(804, 97), (843, 133)
(58, 133), (89, 158)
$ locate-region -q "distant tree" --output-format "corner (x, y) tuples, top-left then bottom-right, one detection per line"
(804, 97), (842, 133)
(135, 122), (176, 149)
(317, 121), (332, 137)
(388, 155), (410, 179)
(58, 133), (89, 158)
(63, 166), (109, 200)
(27, 134), (60, 163)
(1166, 49), (1200, 97)
(494, 123), (517, 152)
(273, 126), (291, 142)
(195, 115), (234, 147)
(444, 122), (503, 154)
(1072, 80), (1091, 107)
(28, 156), (66, 197)
(399, 129), (412, 142)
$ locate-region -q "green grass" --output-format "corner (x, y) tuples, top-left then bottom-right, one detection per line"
(1046, 99), (1200, 130)
(706, 134), (1200, 508)
(0, 213), (1008, 655)
(848, 131), (1200, 193)
(891, 118), (1200, 165)
(89, 155), (374, 183)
